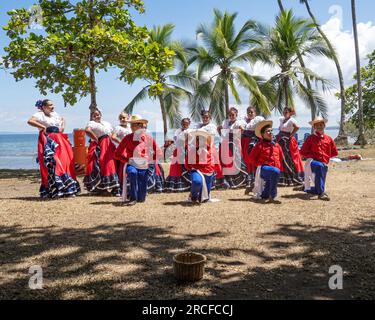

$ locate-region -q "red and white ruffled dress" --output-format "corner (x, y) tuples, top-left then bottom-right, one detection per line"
(83, 120), (120, 194)
(33, 111), (80, 198)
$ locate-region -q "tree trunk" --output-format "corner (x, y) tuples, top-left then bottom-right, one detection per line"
(277, 0), (285, 12)
(351, 0), (367, 146)
(158, 94), (168, 140)
(304, 1), (348, 145)
(284, 77), (289, 107)
(89, 58), (97, 115)
(88, 0), (97, 116)
(224, 82), (230, 117)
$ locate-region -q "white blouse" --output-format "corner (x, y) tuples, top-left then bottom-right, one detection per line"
(86, 120), (114, 138)
(196, 123), (218, 136)
(113, 125), (131, 141)
(279, 117), (298, 133)
(245, 116), (265, 131)
(221, 119), (245, 130)
(32, 111), (63, 130)
(173, 128), (191, 143)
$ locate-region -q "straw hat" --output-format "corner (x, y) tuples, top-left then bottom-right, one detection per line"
(129, 114), (148, 125)
(255, 120), (273, 139)
(309, 117), (328, 126)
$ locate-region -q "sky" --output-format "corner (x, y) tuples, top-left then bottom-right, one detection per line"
(1, 0), (375, 133)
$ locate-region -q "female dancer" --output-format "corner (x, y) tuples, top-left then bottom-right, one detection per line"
(165, 118), (191, 192)
(276, 107), (304, 186)
(27, 99), (80, 198)
(242, 106), (265, 194)
(83, 109), (120, 195)
(216, 107), (248, 189)
(112, 112), (131, 144)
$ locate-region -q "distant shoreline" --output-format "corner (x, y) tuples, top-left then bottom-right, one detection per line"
(0, 127), (341, 135)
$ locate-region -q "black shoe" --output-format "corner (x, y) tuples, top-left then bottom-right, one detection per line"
(268, 198), (282, 204)
(318, 193), (330, 201)
(244, 185), (253, 195)
(126, 200), (137, 206)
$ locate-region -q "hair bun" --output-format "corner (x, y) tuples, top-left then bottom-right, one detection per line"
(35, 100), (43, 109)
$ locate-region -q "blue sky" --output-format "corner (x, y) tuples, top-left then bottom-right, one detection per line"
(1, 0), (375, 133)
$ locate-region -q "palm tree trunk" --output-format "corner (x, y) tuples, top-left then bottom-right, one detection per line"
(304, 0), (348, 145)
(277, 0), (285, 12)
(351, 0), (366, 146)
(89, 58), (97, 114)
(158, 94), (168, 139)
(284, 77), (289, 107)
(224, 82), (230, 116)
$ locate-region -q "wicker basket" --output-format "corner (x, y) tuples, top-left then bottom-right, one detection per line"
(173, 252), (206, 282)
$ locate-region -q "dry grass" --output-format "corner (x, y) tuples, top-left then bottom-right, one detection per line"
(0, 147), (375, 300)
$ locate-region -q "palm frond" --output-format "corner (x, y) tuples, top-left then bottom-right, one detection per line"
(124, 86), (150, 114)
(189, 80), (214, 122)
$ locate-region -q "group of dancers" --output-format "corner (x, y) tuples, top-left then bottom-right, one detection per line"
(27, 99), (338, 205)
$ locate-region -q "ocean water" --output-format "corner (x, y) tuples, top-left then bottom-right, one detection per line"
(0, 128), (339, 169)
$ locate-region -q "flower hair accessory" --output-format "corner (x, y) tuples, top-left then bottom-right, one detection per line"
(35, 100), (44, 109)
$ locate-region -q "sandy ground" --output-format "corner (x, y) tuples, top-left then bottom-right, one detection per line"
(1, 147), (375, 300)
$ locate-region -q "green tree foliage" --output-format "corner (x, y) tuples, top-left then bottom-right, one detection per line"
(123, 24), (195, 137)
(344, 51), (375, 131)
(255, 9), (333, 116)
(188, 9), (271, 124)
(2, 0), (174, 114)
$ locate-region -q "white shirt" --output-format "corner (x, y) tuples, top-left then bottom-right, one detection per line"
(173, 128), (191, 143)
(245, 116), (265, 131)
(279, 117), (298, 133)
(221, 119), (245, 130)
(86, 120), (114, 137)
(32, 111), (63, 130)
(113, 125), (131, 141)
(196, 123), (218, 136)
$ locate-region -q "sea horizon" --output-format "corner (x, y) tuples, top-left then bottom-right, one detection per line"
(0, 127), (346, 170)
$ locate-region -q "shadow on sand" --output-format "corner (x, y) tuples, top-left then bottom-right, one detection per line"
(1, 217), (375, 299)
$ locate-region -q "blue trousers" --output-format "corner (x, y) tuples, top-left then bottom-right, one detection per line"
(306, 160), (328, 195)
(260, 165), (281, 199)
(190, 171), (214, 202)
(127, 165), (149, 202)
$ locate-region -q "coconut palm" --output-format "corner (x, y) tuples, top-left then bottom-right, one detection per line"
(124, 24), (196, 138)
(351, 0), (367, 146)
(277, 0), (320, 130)
(255, 9), (333, 116)
(187, 9), (271, 124)
(300, 0), (347, 145)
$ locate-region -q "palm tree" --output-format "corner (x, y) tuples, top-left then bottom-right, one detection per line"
(351, 0), (367, 146)
(300, 0), (347, 145)
(188, 9), (271, 124)
(124, 24), (195, 138)
(277, 0), (320, 125)
(255, 10), (333, 116)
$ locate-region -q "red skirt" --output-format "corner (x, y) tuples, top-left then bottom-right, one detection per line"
(241, 131), (258, 176)
(37, 130), (80, 198)
(165, 148), (191, 192)
(276, 132), (304, 186)
(83, 135), (120, 192)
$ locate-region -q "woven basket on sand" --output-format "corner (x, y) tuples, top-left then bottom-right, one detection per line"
(173, 252), (206, 282)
